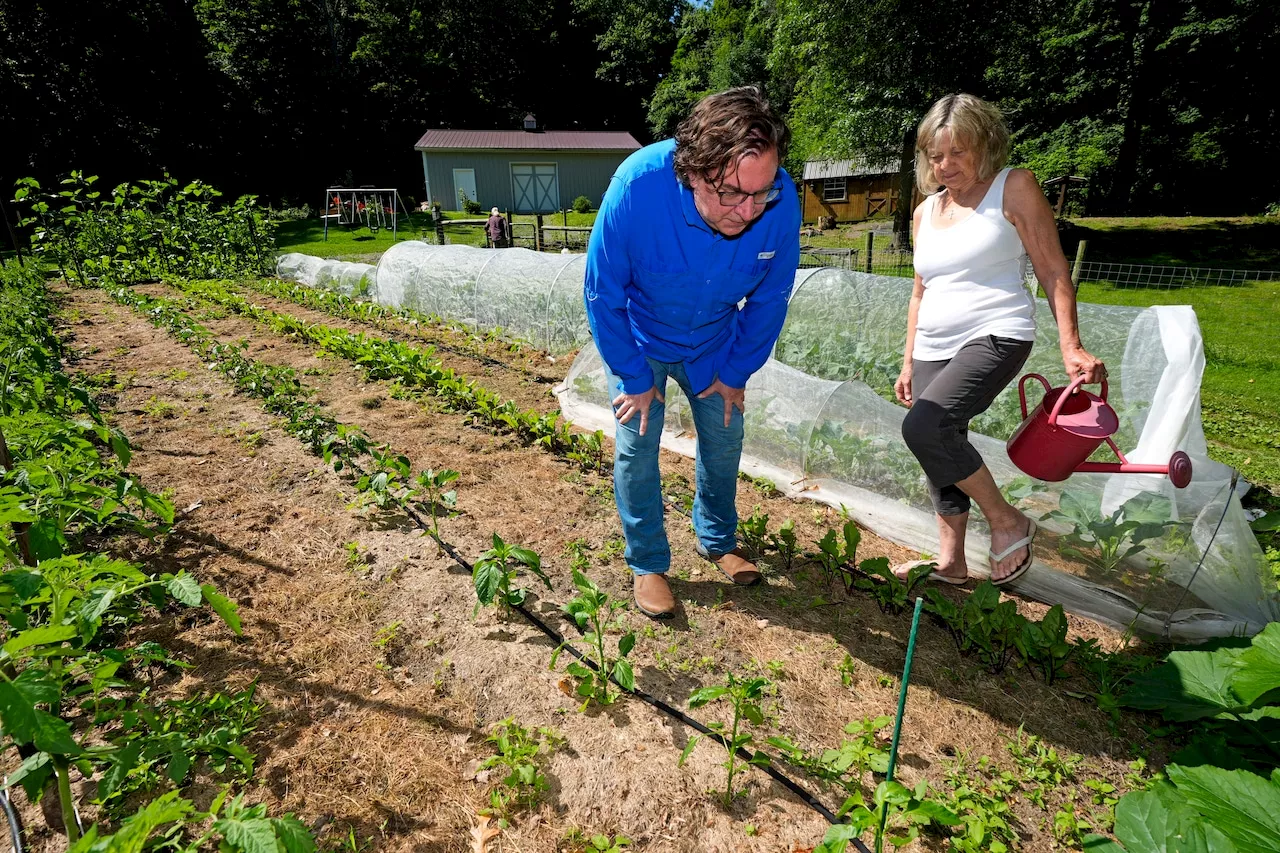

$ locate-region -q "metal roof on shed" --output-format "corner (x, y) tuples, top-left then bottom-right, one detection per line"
(415, 129), (642, 151)
(802, 159), (898, 180)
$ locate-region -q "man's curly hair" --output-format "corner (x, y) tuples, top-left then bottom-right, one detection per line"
(673, 86), (790, 187)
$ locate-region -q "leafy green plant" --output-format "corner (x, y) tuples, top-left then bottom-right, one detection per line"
(472, 534), (551, 618)
(571, 195), (593, 214)
(15, 172), (274, 284)
(854, 557), (932, 615)
(680, 672), (773, 805)
(737, 508), (771, 559)
(1121, 621), (1280, 770)
(477, 717), (561, 821)
(1083, 764), (1280, 853)
(1067, 637), (1158, 724)
(924, 581), (1026, 673)
(1003, 725), (1082, 808)
(940, 754), (1019, 853)
(1016, 603), (1074, 683)
(816, 779), (961, 853)
(1046, 490), (1180, 574)
(811, 520), (861, 592)
(415, 467), (459, 537)
(93, 685), (262, 816)
(553, 570), (636, 707)
(769, 518), (799, 571)
(767, 716), (891, 797)
(67, 788), (316, 853)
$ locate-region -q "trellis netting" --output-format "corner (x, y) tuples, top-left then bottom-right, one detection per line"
(278, 242), (1280, 639)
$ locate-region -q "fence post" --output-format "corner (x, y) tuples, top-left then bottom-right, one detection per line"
(535, 214), (544, 252)
(864, 231), (874, 274)
(1071, 240), (1087, 291)
(432, 203), (445, 245)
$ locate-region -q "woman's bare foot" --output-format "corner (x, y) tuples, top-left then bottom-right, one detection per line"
(988, 512), (1035, 581)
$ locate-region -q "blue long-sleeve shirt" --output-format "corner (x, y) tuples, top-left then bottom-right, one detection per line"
(583, 139), (801, 396)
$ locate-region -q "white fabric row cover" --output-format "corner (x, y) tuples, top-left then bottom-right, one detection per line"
(275, 244), (1279, 638)
(276, 253), (375, 298)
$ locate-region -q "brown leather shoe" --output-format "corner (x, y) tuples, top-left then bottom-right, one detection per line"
(633, 573), (676, 619)
(705, 547), (762, 586)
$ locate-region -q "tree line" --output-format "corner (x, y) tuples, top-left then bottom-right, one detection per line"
(2, 0), (1275, 215)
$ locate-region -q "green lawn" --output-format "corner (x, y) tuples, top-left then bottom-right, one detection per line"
(1064, 216), (1280, 269)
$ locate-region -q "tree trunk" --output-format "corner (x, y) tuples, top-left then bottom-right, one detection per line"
(893, 124), (917, 250)
(1105, 0), (1169, 214)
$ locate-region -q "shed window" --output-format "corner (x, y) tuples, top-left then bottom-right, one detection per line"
(822, 177), (847, 202)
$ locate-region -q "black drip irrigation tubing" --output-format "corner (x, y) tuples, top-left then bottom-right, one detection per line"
(0, 787), (22, 853)
(432, 529), (873, 852)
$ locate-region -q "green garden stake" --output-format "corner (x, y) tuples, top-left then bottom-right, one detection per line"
(875, 596), (923, 853)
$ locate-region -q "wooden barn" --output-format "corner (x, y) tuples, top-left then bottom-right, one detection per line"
(801, 160), (922, 224)
(414, 115), (641, 213)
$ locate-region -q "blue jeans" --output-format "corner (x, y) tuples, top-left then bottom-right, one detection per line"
(607, 358), (744, 576)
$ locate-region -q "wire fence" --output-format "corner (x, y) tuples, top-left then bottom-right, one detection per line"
(798, 245), (914, 277)
(1071, 261), (1280, 289)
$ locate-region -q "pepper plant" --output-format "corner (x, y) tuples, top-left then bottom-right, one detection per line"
(553, 569), (636, 708)
(679, 673), (773, 805)
(472, 534), (550, 619)
(415, 467), (460, 538)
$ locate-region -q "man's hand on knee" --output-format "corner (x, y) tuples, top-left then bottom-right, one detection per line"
(697, 378), (745, 427)
(612, 385), (665, 436)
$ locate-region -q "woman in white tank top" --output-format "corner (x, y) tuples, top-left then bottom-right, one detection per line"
(892, 94), (1106, 588)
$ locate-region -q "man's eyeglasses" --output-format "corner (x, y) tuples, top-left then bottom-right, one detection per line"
(714, 178), (782, 207)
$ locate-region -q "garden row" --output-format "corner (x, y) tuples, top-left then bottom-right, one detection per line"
(0, 261), (317, 851)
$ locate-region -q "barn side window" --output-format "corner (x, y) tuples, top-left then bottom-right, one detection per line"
(822, 177), (847, 202)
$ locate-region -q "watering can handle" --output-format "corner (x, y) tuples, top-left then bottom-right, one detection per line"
(1018, 373), (1052, 419)
(1047, 374), (1110, 426)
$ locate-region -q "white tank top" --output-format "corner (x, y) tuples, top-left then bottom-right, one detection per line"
(912, 167), (1036, 360)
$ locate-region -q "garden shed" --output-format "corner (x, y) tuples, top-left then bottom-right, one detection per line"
(801, 159), (922, 224)
(414, 116), (641, 213)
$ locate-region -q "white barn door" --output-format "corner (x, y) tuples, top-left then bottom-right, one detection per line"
(452, 168), (477, 211)
(511, 163), (559, 212)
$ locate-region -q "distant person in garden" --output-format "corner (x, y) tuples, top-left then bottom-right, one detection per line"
(584, 86), (801, 618)
(487, 207), (509, 248)
(893, 93), (1106, 587)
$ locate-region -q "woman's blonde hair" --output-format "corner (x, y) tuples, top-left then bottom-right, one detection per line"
(914, 94), (1010, 195)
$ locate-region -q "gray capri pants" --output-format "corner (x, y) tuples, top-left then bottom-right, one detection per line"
(901, 335), (1033, 516)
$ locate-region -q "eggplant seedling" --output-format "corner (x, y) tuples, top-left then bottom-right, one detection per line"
(472, 534), (551, 619)
(679, 672), (772, 804)
(553, 570), (637, 708)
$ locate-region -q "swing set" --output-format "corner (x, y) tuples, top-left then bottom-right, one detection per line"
(321, 187), (410, 241)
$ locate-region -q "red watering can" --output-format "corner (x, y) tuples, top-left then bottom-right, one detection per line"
(1006, 374), (1193, 488)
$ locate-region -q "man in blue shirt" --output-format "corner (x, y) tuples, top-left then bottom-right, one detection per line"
(584, 86), (801, 618)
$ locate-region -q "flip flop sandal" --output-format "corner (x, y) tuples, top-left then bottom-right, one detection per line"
(990, 518), (1037, 586)
(892, 559), (968, 585)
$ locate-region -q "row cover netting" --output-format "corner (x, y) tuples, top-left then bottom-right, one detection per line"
(277, 242), (1279, 638)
